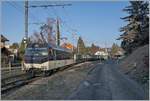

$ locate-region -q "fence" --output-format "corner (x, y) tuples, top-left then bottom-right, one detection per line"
(1, 62), (25, 79)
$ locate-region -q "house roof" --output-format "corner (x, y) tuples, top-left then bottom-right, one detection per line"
(1, 35), (9, 42)
(61, 43), (74, 49)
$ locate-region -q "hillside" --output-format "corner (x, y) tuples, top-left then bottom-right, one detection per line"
(119, 44), (149, 98)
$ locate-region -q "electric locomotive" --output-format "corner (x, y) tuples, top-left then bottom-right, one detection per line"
(22, 43), (75, 76)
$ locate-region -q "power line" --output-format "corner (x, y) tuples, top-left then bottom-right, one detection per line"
(42, 4), (76, 44)
(7, 2), (41, 23)
(51, 3), (77, 33)
(62, 7), (78, 32)
(28, 22), (45, 25)
(39, 3), (77, 36)
(50, 7), (59, 18)
(7, 1), (76, 44)
(38, 3), (78, 40)
(28, 4), (72, 8)
(26, 2), (72, 45)
(7, 2), (24, 15)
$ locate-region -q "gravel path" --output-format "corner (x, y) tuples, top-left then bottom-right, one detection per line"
(1, 61), (100, 100)
(68, 60), (145, 100)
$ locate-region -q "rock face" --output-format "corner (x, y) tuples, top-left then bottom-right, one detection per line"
(119, 44), (149, 99)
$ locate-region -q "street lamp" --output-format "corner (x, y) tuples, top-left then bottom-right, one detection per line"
(23, 37), (28, 48)
(23, 37), (27, 43)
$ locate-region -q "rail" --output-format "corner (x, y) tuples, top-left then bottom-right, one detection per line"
(1, 72), (32, 93)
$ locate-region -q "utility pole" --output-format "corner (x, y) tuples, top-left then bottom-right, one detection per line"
(56, 18), (60, 46)
(72, 33), (78, 52)
(27, 3), (71, 46)
(105, 42), (108, 52)
(23, 0), (28, 46)
(25, 0), (28, 40)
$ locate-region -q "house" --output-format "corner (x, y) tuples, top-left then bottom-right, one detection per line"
(1, 35), (11, 67)
(61, 43), (74, 50)
(95, 48), (109, 60)
(114, 48), (125, 59)
(9, 48), (19, 62)
(1, 34), (9, 48)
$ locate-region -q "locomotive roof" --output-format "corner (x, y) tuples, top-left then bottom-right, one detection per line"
(27, 43), (72, 53)
(53, 46), (72, 53)
(27, 43), (48, 47)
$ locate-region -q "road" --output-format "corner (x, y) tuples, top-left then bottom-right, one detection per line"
(1, 60), (146, 100)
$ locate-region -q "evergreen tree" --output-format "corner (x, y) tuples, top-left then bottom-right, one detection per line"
(10, 43), (19, 49)
(90, 43), (99, 55)
(118, 1), (149, 54)
(18, 39), (26, 61)
(85, 46), (91, 55)
(110, 43), (120, 57)
(77, 37), (86, 54)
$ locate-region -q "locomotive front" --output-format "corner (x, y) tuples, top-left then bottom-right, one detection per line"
(23, 43), (49, 72)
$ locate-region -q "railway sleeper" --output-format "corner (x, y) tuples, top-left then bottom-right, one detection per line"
(26, 68), (53, 77)
(42, 70), (53, 77)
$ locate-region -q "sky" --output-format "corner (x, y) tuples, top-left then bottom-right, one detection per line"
(2, 1), (129, 48)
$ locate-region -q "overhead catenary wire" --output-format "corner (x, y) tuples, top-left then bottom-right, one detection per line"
(28, 2), (77, 38)
(44, 5), (73, 39)
(44, 2), (78, 35)
(7, 2), (41, 24)
(7, 1), (78, 44)
(62, 6), (79, 32)
(28, 4), (72, 8)
(7, 2), (24, 16)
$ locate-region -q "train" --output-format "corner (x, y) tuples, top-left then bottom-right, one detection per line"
(22, 43), (100, 77)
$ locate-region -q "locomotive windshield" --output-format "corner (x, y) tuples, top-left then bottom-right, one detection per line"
(25, 48), (48, 56)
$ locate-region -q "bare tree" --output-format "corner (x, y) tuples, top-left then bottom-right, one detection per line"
(29, 17), (56, 45)
(29, 31), (43, 43)
(40, 18), (56, 45)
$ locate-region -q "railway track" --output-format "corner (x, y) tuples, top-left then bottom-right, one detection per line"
(1, 60), (92, 94)
(1, 73), (34, 94)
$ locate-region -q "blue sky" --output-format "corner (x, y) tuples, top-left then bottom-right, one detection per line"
(2, 1), (129, 48)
